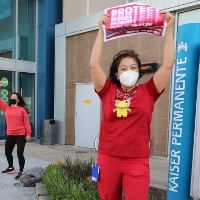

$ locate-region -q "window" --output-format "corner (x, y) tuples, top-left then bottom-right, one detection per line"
(0, 0), (36, 61)
(0, 70), (15, 139)
(0, 0), (15, 59)
(18, 0), (36, 61)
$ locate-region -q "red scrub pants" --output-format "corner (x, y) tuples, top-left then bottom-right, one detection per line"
(97, 154), (150, 200)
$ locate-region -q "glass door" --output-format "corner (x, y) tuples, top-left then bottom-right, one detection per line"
(0, 70), (15, 139)
(19, 72), (35, 137)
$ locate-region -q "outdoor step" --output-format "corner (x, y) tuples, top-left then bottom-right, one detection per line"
(35, 182), (50, 200)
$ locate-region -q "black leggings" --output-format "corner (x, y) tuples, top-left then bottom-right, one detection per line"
(5, 135), (26, 172)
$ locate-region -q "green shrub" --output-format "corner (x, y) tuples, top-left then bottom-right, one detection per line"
(62, 157), (93, 182)
(42, 157), (100, 200)
(42, 163), (69, 199)
(42, 157), (166, 200)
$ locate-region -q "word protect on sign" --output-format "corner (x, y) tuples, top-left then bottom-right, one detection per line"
(103, 3), (165, 42)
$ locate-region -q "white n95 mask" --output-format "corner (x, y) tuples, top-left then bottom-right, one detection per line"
(119, 70), (139, 87)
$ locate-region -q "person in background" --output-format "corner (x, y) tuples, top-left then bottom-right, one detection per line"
(90, 12), (175, 200)
(0, 82), (32, 180)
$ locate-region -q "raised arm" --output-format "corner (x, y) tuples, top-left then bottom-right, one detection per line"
(153, 12), (175, 93)
(0, 81), (8, 111)
(90, 14), (108, 92)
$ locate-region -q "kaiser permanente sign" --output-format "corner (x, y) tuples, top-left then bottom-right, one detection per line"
(167, 12), (200, 199)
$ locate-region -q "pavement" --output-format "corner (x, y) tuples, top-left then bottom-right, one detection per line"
(0, 139), (168, 200)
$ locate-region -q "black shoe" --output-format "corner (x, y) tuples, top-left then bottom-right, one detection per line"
(2, 167), (16, 174)
(15, 171), (23, 180)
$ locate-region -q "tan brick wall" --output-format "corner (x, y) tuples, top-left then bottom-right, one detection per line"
(65, 30), (170, 157)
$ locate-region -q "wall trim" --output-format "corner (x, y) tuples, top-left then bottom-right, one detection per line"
(55, 1), (199, 38)
(0, 57), (36, 73)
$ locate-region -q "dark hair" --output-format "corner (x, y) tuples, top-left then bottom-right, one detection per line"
(9, 92), (30, 114)
(108, 49), (142, 87)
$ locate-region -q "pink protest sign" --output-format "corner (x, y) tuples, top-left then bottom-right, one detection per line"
(103, 3), (165, 42)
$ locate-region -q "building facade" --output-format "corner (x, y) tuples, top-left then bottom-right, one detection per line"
(0, 0), (61, 139)
(55, 0), (200, 158)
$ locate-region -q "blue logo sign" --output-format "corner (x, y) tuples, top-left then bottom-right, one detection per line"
(167, 23), (200, 199)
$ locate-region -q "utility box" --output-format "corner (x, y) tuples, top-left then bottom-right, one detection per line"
(40, 119), (56, 145)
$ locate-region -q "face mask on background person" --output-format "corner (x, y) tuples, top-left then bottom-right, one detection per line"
(9, 99), (17, 105)
(119, 70), (139, 88)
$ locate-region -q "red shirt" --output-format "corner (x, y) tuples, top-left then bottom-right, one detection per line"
(0, 99), (32, 137)
(96, 78), (162, 157)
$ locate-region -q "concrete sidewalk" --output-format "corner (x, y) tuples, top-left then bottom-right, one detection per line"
(0, 139), (168, 200)
(0, 140), (51, 200)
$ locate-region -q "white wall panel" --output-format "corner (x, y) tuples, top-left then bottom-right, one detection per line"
(191, 58), (200, 199)
(147, 0), (200, 11)
(0, 57), (36, 72)
(54, 35), (66, 144)
(0, 57), (15, 71)
(65, 12), (103, 37)
(62, 0), (200, 22)
(75, 83), (100, 148)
